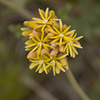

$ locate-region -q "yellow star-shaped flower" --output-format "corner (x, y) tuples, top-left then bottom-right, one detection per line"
(64, 33), (83, 58)
(45, 53), (68, 76)
(29, 55), (50, 74)
(25, 31), (50, 56)
(48, 20), (75, 46)
(32, 8), (59, 31)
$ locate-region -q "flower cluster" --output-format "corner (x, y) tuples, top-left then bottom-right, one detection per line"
(21, 8), (83, 75)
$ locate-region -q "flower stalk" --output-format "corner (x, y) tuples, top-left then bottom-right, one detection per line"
(66, 67), (91, 100)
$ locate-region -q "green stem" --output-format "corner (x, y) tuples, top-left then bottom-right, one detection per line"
(66, 68), (91, 100)
(0, 0), (33, 19)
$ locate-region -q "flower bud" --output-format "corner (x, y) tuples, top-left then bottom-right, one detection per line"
(22, 31), (32, 37)
(25, 40), (33, 45)
(51, 43), (57, 49)
(47, 33), (54, 37)
(44, 28), (49, 33)
(27, 51), (37, 59)
(60, 58), (68, 70)
(59, 45), (65, 52)
(50, 49), (58, 56)
(24, 21), (38, 29)
(29, 30), (41, 39)
(41, 49), (49, 55)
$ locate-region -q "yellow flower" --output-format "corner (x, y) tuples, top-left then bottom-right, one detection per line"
(32, 8), (59, 31)
(45, 53), (68, 76)
(48, 20), (83, 58)
(25, 31), (50, 56)
(29, 55), (50, 74)
(64, 33), (83, 58)
(48, 20), (75, 46)
(21, 7), (83, 75)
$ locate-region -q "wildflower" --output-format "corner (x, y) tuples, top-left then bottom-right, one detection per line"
(29, 55), (50, 74)
(32, 8), (60, 31)
(48, 20), (74, 46)
(25, 31), (50, 56)
(48, 20), (83, 58)
(45, 53), (68, 76)
(21, 7), (83, 75)
(64, 33), (83, 58)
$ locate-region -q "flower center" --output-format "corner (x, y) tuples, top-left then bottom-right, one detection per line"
(39, 60), (43, 64)
(43, 19), (48, 24)
(51, 60), (55, 65)
(68, 42), (73, 46)
(59, 33), (64, 37)
(38, 42), (42, 46)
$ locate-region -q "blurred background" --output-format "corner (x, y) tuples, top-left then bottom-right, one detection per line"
(0, 0), (100, 100)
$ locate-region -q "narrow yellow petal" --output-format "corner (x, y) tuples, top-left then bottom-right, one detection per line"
(25, 43), (36, 48)
(53, 65), (56, 76)
(73, 44), (83, 48)
(36, 64), (41, 72)
(49, 29), (58, 35)
(46, 63), (52, 69)
(45, 7), (49, 18)
(34, 33), (40, 41)
(22, 31), (32, 37)
(74, 36), (83, 41)
(66, 45), (69, 55)
(41, 29), (45, 41)
(25, 40), (33, 45)
(65, 30), (75, 36)
(35, 25), (43, 29)
(50, 36), (59, 39)
(59, 37), (62, 46)
(29, 63), (38, 69)
(59, 20), (62, 32)
(39, 67), (44, 73)
(32, 21), (43, 24)
(38, 8), (45, 20)
(43, 43), (50, 49)
(24, 21), (38, 29)
(50, 38), (59, 44)
(53, 26), (60, 33)
(69, 30), (75, 38)
(29, 45), (38, 54)
(62, 25), (71, 34)
(69, 46), (73, 57)
(21, 28), (31, 31)
(47, 26), (57, 34)
(73, 33), (77, 39)
(72, 46), (78, 55)
(41, 24), (46, 32)
(32, 38), (38, 43)
(43, 35), (49, 42)
(56, 66), (60, 74)
(72, 50), (75, 58)
(32, 18), (42, 22)
(56, 54), (67, 60)
(37, 46), (42, 56)
(43, 63), (48, 74)
(63, 36), (72, 41)
(47, 12), (52, 20)
(56, 61), (65, 72)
